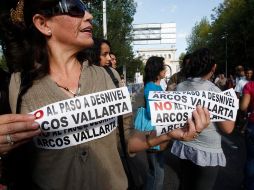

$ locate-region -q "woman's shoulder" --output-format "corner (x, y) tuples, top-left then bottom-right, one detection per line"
(144, 82), (155, 90)
(9, 72), (21, 113)
(177, 78), (221, 92)
(144, 82), (163, 94)
(84, 64), (116, 89)
(206, 80), (221, 92)
(84, 63), (107, 79)
(245, 81), (254, 87)
(243, 81), (254, 92)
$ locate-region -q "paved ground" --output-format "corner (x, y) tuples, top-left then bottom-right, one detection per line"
(163, 129), (246, 190)
(131, 89), (247, 190)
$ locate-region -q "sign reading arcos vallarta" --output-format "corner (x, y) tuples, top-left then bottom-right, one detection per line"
(31, 87), (132, 149)
(148, 88), (239, 136)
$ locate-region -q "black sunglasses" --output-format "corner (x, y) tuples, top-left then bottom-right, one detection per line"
(43, 0), (88, 17)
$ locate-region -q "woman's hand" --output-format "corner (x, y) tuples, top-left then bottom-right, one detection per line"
(0, 114), (41, 154)
(168, 106), (210, 141)
(128, 106), (210, 153)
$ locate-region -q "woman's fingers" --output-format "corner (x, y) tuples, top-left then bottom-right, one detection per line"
(192, 106), (210, 132)
(0, 114), (41, 154)
(168, 106), (210, 141)
(0, 128), (41, 144)
(0, 119), (39, 135)
(0, 114), (35, 125)
(184, 118), (197, 140)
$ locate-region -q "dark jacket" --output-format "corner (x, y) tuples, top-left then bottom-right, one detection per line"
(0, 68), (10, 114)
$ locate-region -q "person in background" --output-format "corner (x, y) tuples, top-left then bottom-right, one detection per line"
(245, 68), (253, 82)
(84, 38), (123, 88)
(143, 56), (167, 190)
(234, 65), (245, 95)
(166, 53), (191, 91)
(214, 74), (220, 84)
(110, 52), (117, 69)
(120, 74), (126, 86)
(215, 73), (227, 90)
(225, 74), (235, 90)
(0, 1), (210, 189)
(240, 70), (254, 190)
(171, 48), (235, 190)
(235, 67), (253, 133)
(235, 67), (253, 98)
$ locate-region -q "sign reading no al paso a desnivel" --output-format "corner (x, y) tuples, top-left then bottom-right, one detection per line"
(148, 88), (239, 136)
(30, 87), (132, 149)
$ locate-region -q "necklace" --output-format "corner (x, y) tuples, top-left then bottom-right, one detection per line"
(55, 64), (83, 97)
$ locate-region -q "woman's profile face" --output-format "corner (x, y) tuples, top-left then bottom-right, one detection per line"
(158, 65), (166, 79)
(44, 10), (93, 50)
(100, 43), (111, 66)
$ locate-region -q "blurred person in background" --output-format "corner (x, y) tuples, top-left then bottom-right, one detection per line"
(110, 52), (117, 69)
(235, 67), (253, 98)
(215, 73), (227, 90)
(166, 53), (191, 91)
(240, 67), (254, 190)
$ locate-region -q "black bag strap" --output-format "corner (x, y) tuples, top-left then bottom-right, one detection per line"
(117, 115), (137, 188)
(103, 66), (119, 88)
(103, 66), (138, 189)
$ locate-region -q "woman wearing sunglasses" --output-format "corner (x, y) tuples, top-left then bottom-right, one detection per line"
(0, 0), (210, 189)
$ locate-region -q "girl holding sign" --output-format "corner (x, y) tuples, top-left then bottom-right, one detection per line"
(171, 48), (235, 190)
(0, 1), (210, 189)
(143, 56), (167, 190)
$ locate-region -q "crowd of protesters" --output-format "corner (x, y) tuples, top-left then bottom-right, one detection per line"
(0, 1), (211, 190)
(164, 51), (254, 190)
(0, 1), (253, 190)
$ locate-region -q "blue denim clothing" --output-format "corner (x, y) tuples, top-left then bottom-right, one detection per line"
(145, 152), (165, 190)
(245, 122), (254, 190)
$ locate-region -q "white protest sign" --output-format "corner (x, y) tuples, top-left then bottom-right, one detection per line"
(148, 89), (238, 122)
(149, 101), (230, 126)
(148, 89), (238, 136)
(31, 87), (132, 132)
(223, 88), (238, 99)
(155, 123), (186, 136)
(149, 101), (190, 125)
(34, 117), (117, 149)
(154, 110), (228, 136)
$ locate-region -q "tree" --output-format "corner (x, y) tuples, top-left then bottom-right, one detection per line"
(0, 54), (7, 71)
(88, 0), (143, 81)
(178, 52), (186, 64)
(125, 57), (144, 82)
(187, 0), (254, 75)
(186, 17), (211, 53)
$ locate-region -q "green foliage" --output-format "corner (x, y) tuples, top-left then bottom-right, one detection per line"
(0, 54), (7, 71)
(178, 52), (186, 67)
(186, 17), (211, 52)
(187, 0), (254, 75)
(125, 57), (144, 82)
(88, 0), (143, 81)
